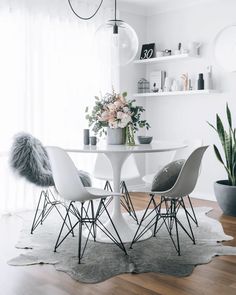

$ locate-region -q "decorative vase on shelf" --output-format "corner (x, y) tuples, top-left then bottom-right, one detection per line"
(126, 125), (135, 146)
(107, 127), (126, 145)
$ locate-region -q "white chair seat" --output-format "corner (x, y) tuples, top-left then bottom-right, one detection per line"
(85, 187), (122, 198)
(142, 173), (155, 185)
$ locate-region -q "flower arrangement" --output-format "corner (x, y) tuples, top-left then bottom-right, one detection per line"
(85, 91), (150, 144)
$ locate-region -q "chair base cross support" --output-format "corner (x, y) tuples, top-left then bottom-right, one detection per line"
(31, 188), (73, 235)
(104, 180), (138, 224)
(54, 198), (127, 264)
(130, 195), (196, 256)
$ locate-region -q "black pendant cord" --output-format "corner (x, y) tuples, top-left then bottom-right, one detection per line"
(114, 0), (117, 21)
(68, 0), (104, 20)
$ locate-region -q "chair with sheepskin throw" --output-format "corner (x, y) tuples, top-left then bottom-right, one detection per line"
(9, 132), (92, 234)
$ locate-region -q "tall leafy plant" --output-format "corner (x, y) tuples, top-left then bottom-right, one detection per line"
(208, 104), (236, 186)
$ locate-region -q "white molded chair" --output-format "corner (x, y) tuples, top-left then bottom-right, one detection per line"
(92, 154), (140, 222)
(142, 139), (203, 184)
(46, 146), (127, 263)
(130, 146), (208, 256)
(142, 139), (203, 226)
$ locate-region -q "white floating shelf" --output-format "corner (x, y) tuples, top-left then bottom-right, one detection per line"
(133, 90), (218, 97)
(133, 53), (199, 64)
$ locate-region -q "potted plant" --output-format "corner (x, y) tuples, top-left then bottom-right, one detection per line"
(208, 103), (236, 216)
(85, 91), (150, 145)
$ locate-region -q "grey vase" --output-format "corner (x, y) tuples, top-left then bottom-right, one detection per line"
(107, 127), (126, 145)
(214, 180), (236, 216)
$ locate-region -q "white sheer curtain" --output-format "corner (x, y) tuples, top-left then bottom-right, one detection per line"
(0, 0), (115, 215)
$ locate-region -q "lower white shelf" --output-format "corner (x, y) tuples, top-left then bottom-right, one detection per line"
(133, 90), (218, 97)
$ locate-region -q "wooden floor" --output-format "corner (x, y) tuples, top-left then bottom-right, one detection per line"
(1, 195), (236, 295)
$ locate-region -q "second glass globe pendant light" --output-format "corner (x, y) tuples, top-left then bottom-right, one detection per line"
(68, 0), (139, 66)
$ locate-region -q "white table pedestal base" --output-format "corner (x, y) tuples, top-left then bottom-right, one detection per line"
(95, 212), (152, 243)
(85, 152), (152, 243)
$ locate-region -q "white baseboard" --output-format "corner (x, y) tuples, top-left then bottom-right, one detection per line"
(190, 192), (216, 202)
(128, 183), (147, 191)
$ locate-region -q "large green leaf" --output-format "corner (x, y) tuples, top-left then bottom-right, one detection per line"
(226, 103), (232, 129)
(213, 144), (225, 165)
(216, 114), (225, 144)
(224, 131), (233, 173)
(207, 121), (217, 132)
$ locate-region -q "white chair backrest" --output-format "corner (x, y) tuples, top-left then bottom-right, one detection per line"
(172, 139), (203, 161)
(93, 153), (140, 180)
(164, 146), (208, 198)
(46, 146), (88, 202)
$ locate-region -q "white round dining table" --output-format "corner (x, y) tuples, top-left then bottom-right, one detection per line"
(66, 140), (186, 243)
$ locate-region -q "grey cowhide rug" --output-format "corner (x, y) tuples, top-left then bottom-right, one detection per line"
(8, 206), (236, 283)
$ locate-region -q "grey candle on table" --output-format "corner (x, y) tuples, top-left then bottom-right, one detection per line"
(90, 136), (97, 146)
(83, 129), (90, 145)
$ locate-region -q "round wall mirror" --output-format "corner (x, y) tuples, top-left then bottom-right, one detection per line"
(214, 25), (236, 72)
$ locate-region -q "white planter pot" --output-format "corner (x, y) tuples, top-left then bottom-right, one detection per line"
(107, 127), (126, 145)
(214, 180), (236, 216)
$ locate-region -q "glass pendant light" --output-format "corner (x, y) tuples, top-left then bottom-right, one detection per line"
(95, 18), (139, 66)
(68, 0), (139, 66)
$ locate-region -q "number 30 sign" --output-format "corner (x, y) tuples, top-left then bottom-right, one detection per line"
(140, 43), (156, 60)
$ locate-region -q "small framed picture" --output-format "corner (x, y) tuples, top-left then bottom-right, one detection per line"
(140, 43), (156, 60)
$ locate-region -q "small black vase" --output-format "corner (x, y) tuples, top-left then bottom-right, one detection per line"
(198, 73), (204, 90)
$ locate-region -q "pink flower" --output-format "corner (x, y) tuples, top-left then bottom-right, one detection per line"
(114, 99), (124, 109)
(117, 111), (125, 120)
(107, 103), (116, 112)
(99, 111), (110, 121)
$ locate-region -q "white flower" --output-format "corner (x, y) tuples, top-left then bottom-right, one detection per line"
(117, 111), (125, 120)
(123, 106), (130, 113)
(118, 121), (127, 128)
(118, 113), (132, 128)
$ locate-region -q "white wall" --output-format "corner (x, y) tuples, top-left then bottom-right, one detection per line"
(120, 11), (148, 184)
(121, 0), (236, 199)
(144, 0), (236, 200)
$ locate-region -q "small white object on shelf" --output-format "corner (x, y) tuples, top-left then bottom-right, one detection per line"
(133, 90), (218, 97)
(133, 53), (199, 64)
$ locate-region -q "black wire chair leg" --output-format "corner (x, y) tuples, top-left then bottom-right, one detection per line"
(54, 202), (74, 252)
(121, 181), (138, 224)
(173, 200), (181, 256)
(44, 190), (74, 236)
(187, 195), (198, 226)
(180, 198), (196, 244)
(30, 190), (45, 234)
(130, 195), (155, 248)
(153, 196), (164, 236)
(78, 202), (84, 264)
(91, 201), (96, 242)
(97, 198), (127, 255)
(40, 193), (48, 225)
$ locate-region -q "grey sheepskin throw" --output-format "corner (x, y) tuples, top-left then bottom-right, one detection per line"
(9, 132), (54, 187)
(9, 132), (91, 187)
